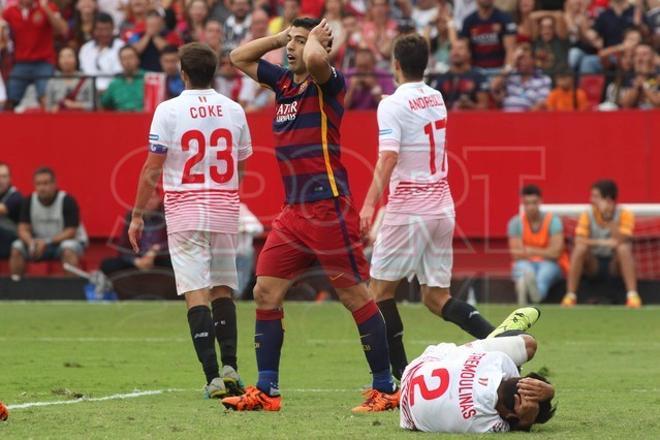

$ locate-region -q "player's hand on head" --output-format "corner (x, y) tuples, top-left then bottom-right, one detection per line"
(518, 378), (555, 402)
(513, 393), (540, 429)
(128, 216), (144, 254)
(310, 19), (333, 50)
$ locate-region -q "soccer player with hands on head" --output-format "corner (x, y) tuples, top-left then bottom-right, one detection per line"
(224, 18), (399, 413)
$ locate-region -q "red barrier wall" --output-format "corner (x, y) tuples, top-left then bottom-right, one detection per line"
(2, 110), (658, 238)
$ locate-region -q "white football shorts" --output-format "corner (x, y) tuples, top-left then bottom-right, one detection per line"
(168, 230), (238, 295)
(370, 216), (454, 287)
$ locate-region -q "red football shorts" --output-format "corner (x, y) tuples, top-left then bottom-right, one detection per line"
(256, 196), (369, 288)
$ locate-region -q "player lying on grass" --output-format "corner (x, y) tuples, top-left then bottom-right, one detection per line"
(400, 309), (556, 433)
(130, 43), (252, 399)
(360, 33), (504, 380)
(224, 18), (399, 413)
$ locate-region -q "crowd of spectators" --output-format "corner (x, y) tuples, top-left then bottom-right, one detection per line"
(0, 0), (658, 112)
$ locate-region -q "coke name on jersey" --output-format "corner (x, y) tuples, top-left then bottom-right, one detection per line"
(189, 104), (224, 119)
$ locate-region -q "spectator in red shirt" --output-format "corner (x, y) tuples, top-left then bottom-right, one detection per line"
(119, 0), (150, 41)
(3, 0), (68, 110)
(129, 10), (182, 72)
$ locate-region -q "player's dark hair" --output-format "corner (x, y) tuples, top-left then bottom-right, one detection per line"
(393, 34), (429, 81)
(180, 42), (218, 88)
(521, 184), (542, 197)
(291, 17), (321, 31)
(592, 179), (618, 201)
(33, 167), (56, 180)
(499, 373), (557, 431)
(161, 45), (179, 56)
(94, 12), (114, 27)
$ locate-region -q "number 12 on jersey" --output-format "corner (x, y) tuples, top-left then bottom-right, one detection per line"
(423, 119), (447, 175)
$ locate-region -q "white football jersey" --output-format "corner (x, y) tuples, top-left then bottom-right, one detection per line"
(377, 81), (454, 225)
(400, 343), (519, 433)
(148, 89), (252, 234)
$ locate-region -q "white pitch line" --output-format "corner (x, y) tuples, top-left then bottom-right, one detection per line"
(6, 388), (357, 410)
(7, 389), (186, 410)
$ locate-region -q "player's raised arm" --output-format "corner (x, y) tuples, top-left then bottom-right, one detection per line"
(129, 153), (166, 253)
(303, 19), (333, 84)
(230, 27), (290, 82)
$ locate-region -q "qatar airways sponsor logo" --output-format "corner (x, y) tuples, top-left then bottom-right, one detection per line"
(408, 94), (444, 111)
(276, 101), (298, 123)
(457, 352), (486, 419)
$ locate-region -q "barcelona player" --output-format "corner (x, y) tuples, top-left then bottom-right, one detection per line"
(222, 18), (398, 413)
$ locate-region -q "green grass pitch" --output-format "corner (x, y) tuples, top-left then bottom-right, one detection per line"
(0, 302), (658, 439)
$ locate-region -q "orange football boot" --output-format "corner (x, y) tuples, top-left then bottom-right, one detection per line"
(351, 388), (400, 414)
(221, 386), (282, 411)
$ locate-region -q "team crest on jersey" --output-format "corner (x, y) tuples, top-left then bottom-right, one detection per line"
(275, 101), (298, 123)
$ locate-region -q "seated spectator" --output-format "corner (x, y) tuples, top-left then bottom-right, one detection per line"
(3, 0), (68, 110)
(361, 0), (399, 69)
(491, 43), (551, 111)
(101, 45), (145, 111)
(46, 47), (94, 112)
(204, 18), (224, 54)
(582, 0), (642, 74)
(160, 45), (184, 99)
(224, 0), (252, 51)
(215, 49), (242, 100)
(508, 184), (568, 305)
(119, 0), (150, 41)
(453, 0), (478, 32)
(424, 3), (456, 72)
(67, 0), (98, 50)
(100, 190), (170, 279)
(129, 11), (182, 72)
(532, 13), (570, 76)
(562, 179), (642, 308)
(236, 202), (263, 297)
(412, 0), (442, 33)
(208, 0), (232, 23)
(460, 0), (517, 73)
(599, 45), (634, 109)
(178, 0), (208, 43)
(269, 0), (300, 36)
(0, 163), (22, 260)
(10, 167), (87, 281)
(597, 27), (641, 71)
(618, 44), (659, 109)
(546, 69), (590, 110)
(648, 0), (660, 50)
(565, 0), (599, 74)
(79, 12), (124, 93)
(345, 48), (395, 110)
(513, 0), (535, 43)
(427, 39), (489, 110)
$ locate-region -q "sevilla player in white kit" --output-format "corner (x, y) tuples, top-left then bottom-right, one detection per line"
(129, 43), (252, 398)
(361, 34), (516, 380)
(400, 313), (556, 433)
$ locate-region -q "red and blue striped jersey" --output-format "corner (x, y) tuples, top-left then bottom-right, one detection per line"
(257, 59), (349, 204)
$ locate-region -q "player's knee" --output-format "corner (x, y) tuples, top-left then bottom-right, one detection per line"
(253, 281), (276, 308)
(522, 334), (537, 360)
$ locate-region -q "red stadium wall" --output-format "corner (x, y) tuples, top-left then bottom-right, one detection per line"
(2, 110), (659, 239)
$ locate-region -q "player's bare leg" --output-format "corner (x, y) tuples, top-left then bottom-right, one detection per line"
(9, 248), (25, 280)
(185, 288), (224, 398)
(209, 286), (244, 395)
(370, 278), (408, 380)
(222, 276), (288, 411)
(563, 241), (597, 306)
(612, 242), (642, 307)
(421, 285), (495, 339)
(60, 248), (79, 273)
